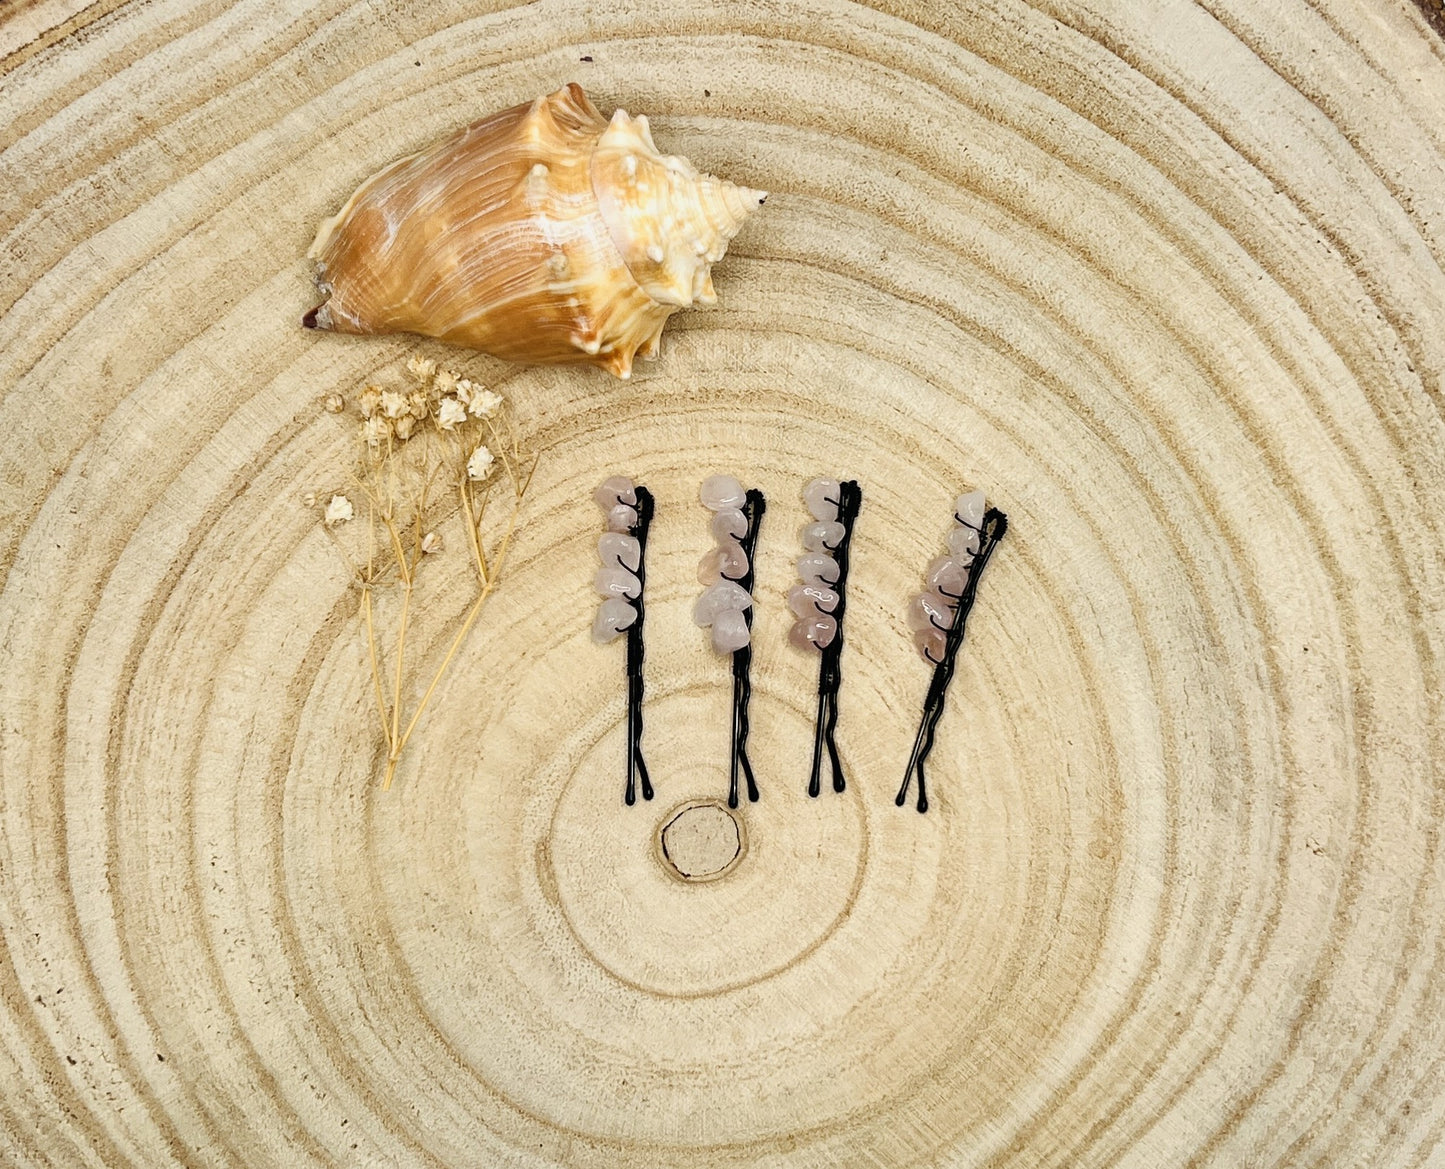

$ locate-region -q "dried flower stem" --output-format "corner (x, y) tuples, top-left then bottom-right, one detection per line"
(325, 360), (535, 790)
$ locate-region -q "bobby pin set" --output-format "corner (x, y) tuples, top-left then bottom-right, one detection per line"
(593, 475), (1006, 812)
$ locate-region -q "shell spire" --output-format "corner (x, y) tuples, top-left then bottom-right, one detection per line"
(302, 84), (766, 379)
(591, 109), (766, 309)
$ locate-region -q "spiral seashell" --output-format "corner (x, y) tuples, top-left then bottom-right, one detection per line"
(303, 84), (766, 378)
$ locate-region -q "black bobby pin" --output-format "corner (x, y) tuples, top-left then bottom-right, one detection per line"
(806, 481), (861, 798)
(624, 487), (655, 806)
(897, 505), (1007, 813)
(593, 476), (654, 805)
(729, 489), (766, 808)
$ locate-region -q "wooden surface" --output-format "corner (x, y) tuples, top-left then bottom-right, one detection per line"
(3, 2), (1445, 1166)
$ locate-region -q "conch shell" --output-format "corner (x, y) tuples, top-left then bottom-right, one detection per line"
(302, 83), (766, 378)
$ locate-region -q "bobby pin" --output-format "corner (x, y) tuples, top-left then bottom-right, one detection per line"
(592, 475), (655, 806)
(789, 478), (862, 797)
(693, 475), (766, 808)
(898, 490), (1007, 813)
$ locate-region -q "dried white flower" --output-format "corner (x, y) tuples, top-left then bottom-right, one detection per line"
(324, 494), (354, 526)
(467, 444), (496, 482)
(468, 388), (503, 418)
(394, 414), (416, 441)
(358, 386), (382, 419)
(433, 368), (459, 396)
(364, 415), (393, 447)
(436, 398), (467, 431)
(454, 378), (476, 406)
(421, 531), (443, 555)
(380, 390), (408, 419)
(323, 393), (345, 414)
(408, 390), (431, 419)
(406, 355), (437, 382)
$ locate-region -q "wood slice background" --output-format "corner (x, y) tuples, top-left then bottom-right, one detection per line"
(3, 1), (1445, 1166)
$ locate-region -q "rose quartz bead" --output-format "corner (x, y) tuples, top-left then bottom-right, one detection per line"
(914, 624), (947, 663)
(800, 520), (845, 553)
(607, 503), (638, 532)
(710, 508), (747, 541)
(803, 478), (840, 522)
(955, 490), (986, 530)
(907, 590), (954, 632)
(718, 538), (749, 580)
(592, 597), (637, 643)
(598, 532), (641, 571)
(797, 552), (840, 586)
(594, 476), (636, 511)
(949, 524), (981, 559)
(595, 566), (640, 599)
(700, 475), (747, 511)
(692, 581), (753, 626)
(711, 609), (751, 653)
(788, 583), (839, 618)
(789, 613), (837, 650)
(696, 540), (750, 585)
(697, 548), (723, 586)
(925, 555), (968, 596)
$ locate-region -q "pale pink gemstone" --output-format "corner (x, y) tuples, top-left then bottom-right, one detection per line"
(607, 503), (638, 532)
(711, 508), (747, 541)
(716, 538), (749, 580)
(797, 552), (840, 586)
(595, 566), (640, 599)
(592, 597), (637, 643)
(788, 583), (839, 617)
(711, 608), (751, 653)
(789, 613), (837, 650)
(594, 475), (637, 511)
(907, 590), (954, 632)
(697, 548), (724, 585)
(700, 474), (747, 511)
(692, 580), (753, 626)
(914, 624), (947, 663)
(801, 520), (845, 553)
(949, 524), (981, 559)
(803, 478), (840, 522)
(697, 541), (749, 585)
(926, 555), (968, 596)
(955, 490), (986, 530)
(598, 532), (641, 571)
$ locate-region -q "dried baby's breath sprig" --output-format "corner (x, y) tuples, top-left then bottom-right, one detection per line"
(325, 494), (354, 526)
(380, 390), (408, 419)
(468, 388), (503, 418)
(467, 444), (496, 481)
(324, 361), (537, 790)
(437, 398), (467, 430)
